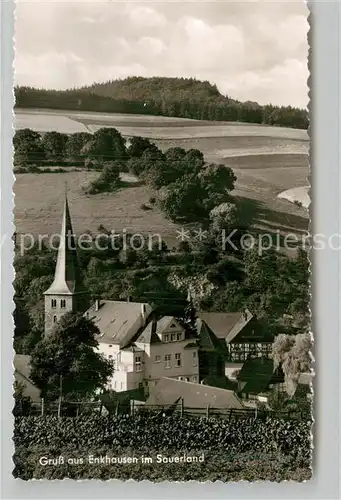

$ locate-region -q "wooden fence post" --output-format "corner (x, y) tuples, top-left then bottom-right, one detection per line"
(180, 398), (184, 417)
(41, 398), (44, 417)
(57, 375), (62, 419)
(206, 404), (210, 420)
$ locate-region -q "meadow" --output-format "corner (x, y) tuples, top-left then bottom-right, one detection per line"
(14, 108), (309, 240)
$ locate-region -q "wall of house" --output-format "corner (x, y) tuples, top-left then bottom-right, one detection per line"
(144, 341), (199, 384)
(98, 343), (145, 392)
(225, 362), (244, 380)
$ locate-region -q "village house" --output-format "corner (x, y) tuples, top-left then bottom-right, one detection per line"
(197, 310), (273, 381)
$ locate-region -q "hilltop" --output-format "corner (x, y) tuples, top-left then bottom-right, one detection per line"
(15, 76), (308, 129)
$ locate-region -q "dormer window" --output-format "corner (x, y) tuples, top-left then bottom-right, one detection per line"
(135, 356), (142, 372)
(60, 299), (66, 308)
(51, 299), (57, 308)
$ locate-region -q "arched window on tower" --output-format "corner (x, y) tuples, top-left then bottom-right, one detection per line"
(60, 299), (66, 308)
(51, 299), (57, 308)
(53, 315), (57, 323)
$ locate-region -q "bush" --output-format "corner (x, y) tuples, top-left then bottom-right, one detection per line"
(140, 203), (152, 211)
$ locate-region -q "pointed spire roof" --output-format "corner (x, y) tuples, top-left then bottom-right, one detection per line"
(44, 194), (84, 296)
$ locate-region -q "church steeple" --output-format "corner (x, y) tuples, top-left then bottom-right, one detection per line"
(44, 194), (87, 335)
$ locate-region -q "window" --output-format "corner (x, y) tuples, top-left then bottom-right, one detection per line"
(155, 355), (161, 363)
(175, 353), (181, 367)
(135, 356), (142, 372)
(193, 351), (198, 366)
(163, 334), (169, 343)
(170, 323), (176, 328)
(109, 344), (112, 348)
(176, 333), (182, 341)
(108, 355), (113, 359)
(60, 299), (66, 308)
(120, 382), (123, 390)
(171, 333), (176, 341)
(117, 352), (121, 364)
(51, 299), (57, 308)
(165, 354), (171, 368)
(192, 376), (198, 383)
(53, 315), (57, 323)
(114, 381), (117, 389)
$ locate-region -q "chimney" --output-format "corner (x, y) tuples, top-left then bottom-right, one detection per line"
(151, 316), (157, 335)
(141, 304), (147, 325)
(95, 299), (101, 311)
(243, 309), (248, 321)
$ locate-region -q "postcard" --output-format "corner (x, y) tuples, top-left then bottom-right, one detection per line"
(12, 0), (311, 481)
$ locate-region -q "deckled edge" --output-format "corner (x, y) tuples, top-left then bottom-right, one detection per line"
(9, 1), (314, 486)
(11, 0), (16, 481)
(306, 0), (315, 478)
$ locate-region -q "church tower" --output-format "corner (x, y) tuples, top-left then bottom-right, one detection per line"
(44, 194), (88, 335)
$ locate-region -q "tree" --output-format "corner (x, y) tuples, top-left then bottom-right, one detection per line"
(66, 132), (93, 163)
(84, 127), (127, 162)
(271, 333), (312, 397)
(127, 136), (160, 158)
(42, 131), (68, 162)
(86, 161), (121, 194)
(13, 381), (33, 416)
(209, 202), (239, 232)
(199, 163), (236, 196)
(159, 175), (207, 221)
(30, 312), (113, 400)
(13, 128), (45, 166)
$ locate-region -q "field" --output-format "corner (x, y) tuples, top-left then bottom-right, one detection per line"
(14, 108), (309, 240)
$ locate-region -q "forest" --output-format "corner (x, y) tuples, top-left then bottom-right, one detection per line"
(15, 76), (309, 129)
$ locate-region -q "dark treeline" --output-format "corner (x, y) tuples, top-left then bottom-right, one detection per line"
(15, 77), (308, 129)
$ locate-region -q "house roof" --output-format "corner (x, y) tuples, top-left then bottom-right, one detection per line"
(85, 300), (152, 346)
(236, 357), (278, 395)
(145, 377), (244, 410)
(298, 372), (314, 385)
(196, 318), (226, 352)
(13, 354), (41, 402)
(197, 309), (253, 343)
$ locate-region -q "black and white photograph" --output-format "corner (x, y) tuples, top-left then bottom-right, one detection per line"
(12, 0), (312, 482)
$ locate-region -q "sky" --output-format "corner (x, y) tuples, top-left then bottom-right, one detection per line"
(14, 0), (309, 108)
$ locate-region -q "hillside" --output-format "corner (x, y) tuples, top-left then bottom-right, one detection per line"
(15, 77), (308, 129)
(82, 76), (225, 102)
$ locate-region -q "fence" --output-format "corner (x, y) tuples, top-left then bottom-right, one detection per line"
(22, 399), (309, 422)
